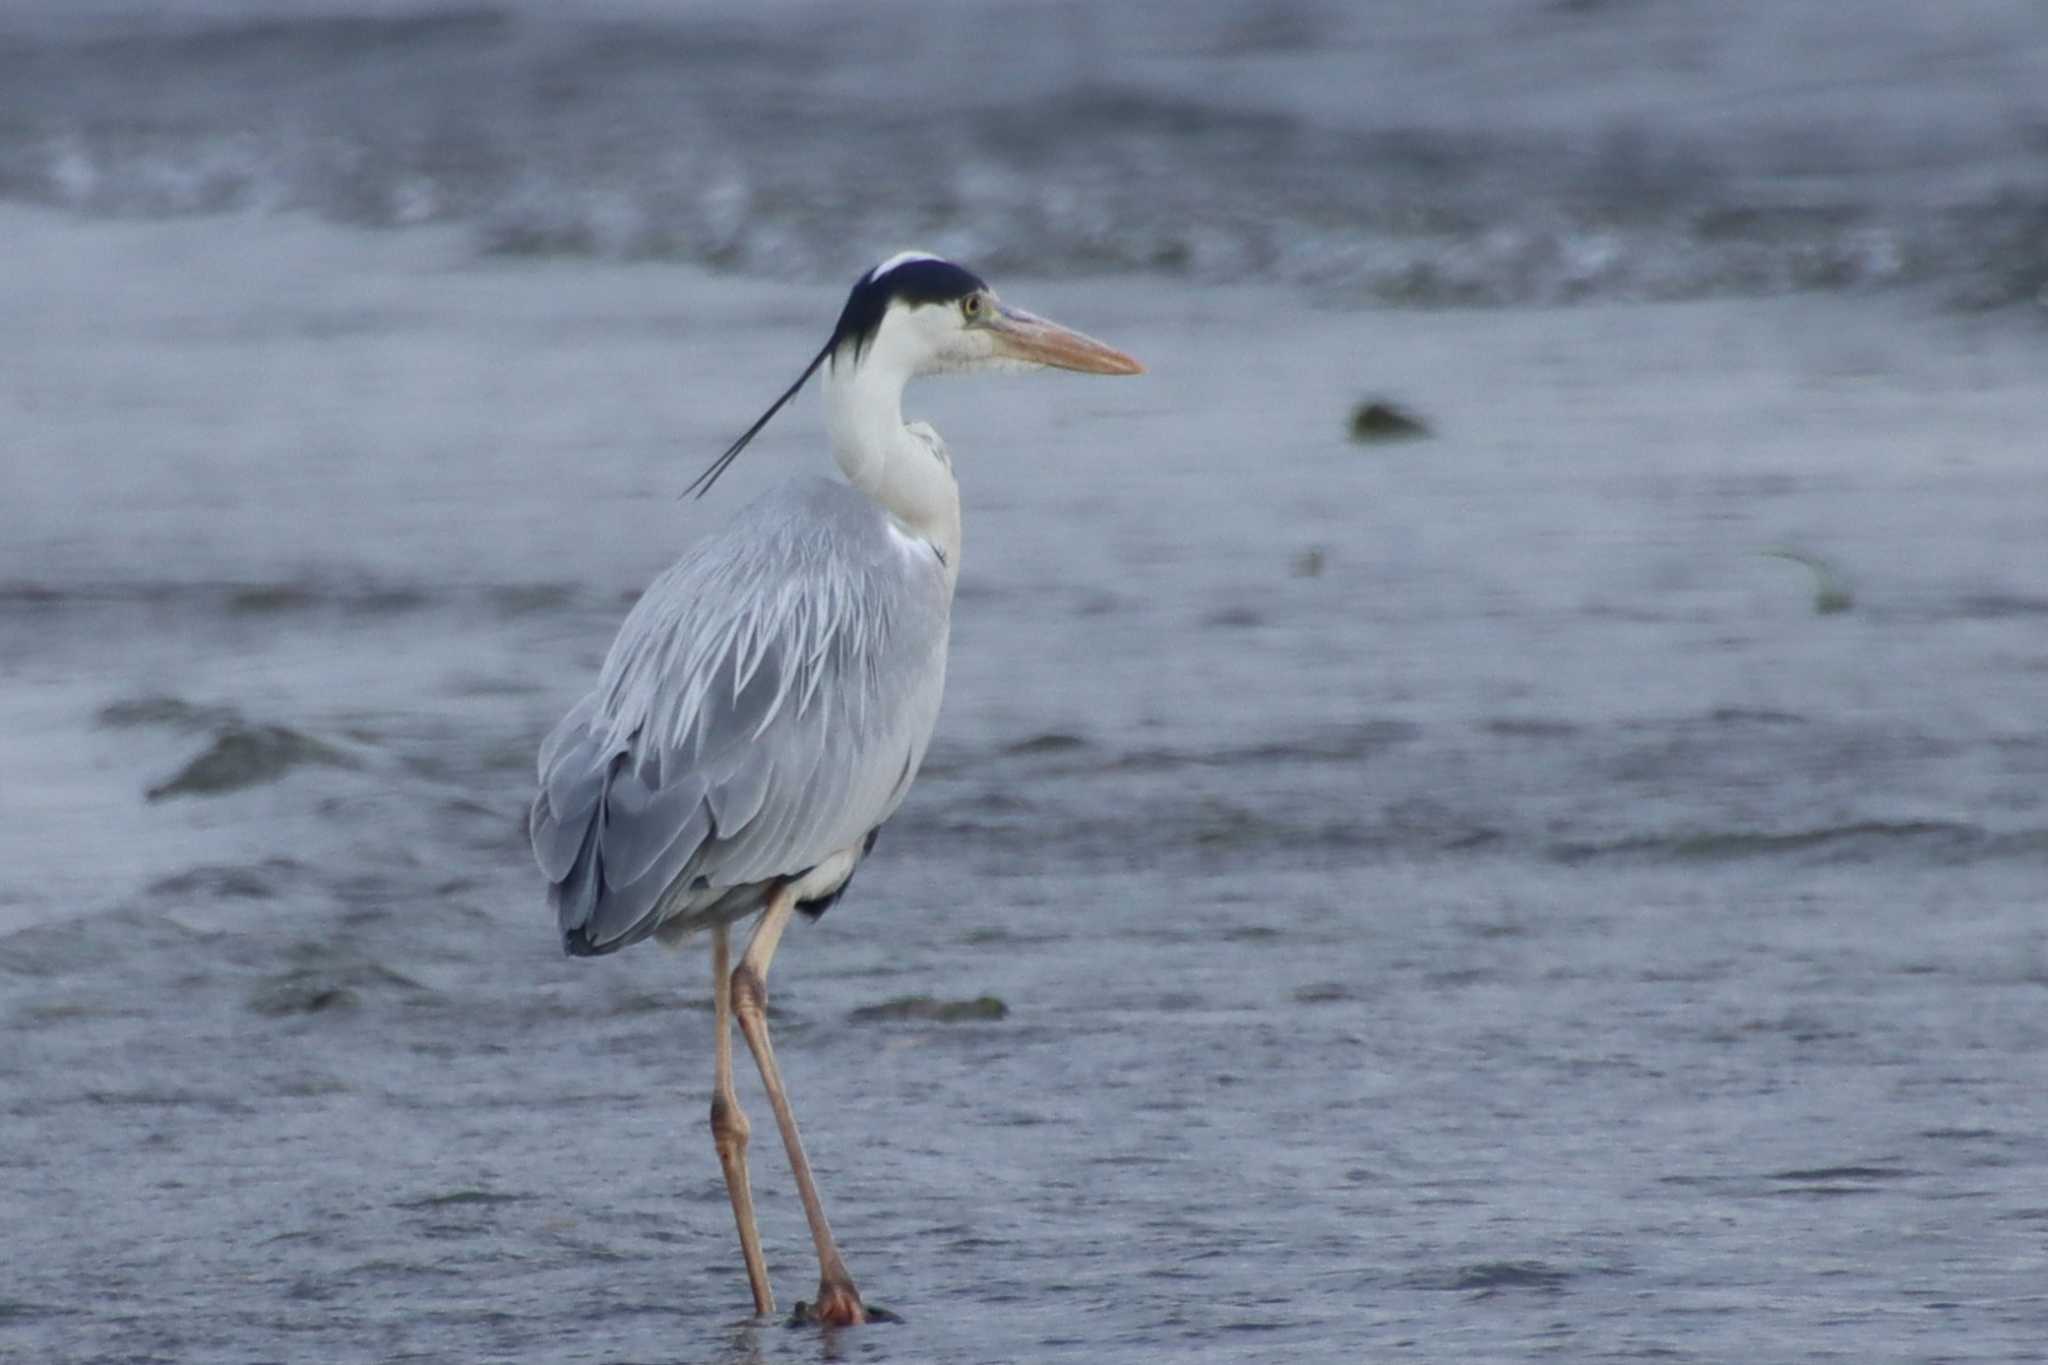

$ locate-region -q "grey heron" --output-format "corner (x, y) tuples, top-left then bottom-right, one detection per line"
(529, 252), (1142, 1325)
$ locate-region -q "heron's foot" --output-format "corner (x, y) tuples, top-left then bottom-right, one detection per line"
(789, 1281), (897, 1327)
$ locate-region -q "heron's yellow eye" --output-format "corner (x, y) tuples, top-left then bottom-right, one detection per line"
(961, 294), (983, 320)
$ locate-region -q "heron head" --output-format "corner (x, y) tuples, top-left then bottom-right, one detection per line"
(829, 251), (1145, 379)
(683, 252), (1140, 500)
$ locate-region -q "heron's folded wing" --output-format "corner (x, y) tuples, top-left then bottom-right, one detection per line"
(531, 477), (951, 954)
(535, 619), (846, 951)
(531, 695), (608, 882)
(601, 764), (710, 890)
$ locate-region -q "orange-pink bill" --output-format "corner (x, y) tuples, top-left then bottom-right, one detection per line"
(987, 305), (1144, 375)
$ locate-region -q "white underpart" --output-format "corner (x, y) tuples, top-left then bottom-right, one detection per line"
(784, 845), (863, 904)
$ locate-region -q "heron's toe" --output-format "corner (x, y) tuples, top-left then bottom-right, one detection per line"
(790, 1284), (897, 1327)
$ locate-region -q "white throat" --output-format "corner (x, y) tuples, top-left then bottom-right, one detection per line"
(824, 343), (962, 578)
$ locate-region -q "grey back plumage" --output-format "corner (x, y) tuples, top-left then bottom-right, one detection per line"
(531, 476), (953, 954)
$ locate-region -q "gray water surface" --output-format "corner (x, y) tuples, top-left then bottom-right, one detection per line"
(4, 3), (2048, 1359)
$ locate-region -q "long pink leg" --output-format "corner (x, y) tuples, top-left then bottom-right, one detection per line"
(709, 924), (774, 1316)
(731, 885), (867, 1326)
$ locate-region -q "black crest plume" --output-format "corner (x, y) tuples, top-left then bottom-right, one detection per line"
(682, 256), (988, 499)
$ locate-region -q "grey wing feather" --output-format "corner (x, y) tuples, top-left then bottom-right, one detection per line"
(531, 694), (606, 882)
(530, 477), (951, 956)
(601, 769), (708, 887)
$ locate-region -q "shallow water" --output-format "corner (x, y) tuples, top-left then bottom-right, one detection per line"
(5, 207), (2048, 1362)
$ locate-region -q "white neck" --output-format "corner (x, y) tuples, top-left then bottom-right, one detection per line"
(824, 345), (962, 579)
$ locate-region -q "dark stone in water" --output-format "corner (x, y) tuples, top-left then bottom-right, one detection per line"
(1761, 547), (1854, 615)
(227, 584), (320, 614)
(147, 724), (354, 800)
(148, 861), (295, 900)
(248, 953), (427, 1017)
(1448, 1260), (1570, 1292)
(227, 582), (431, 615)
(1003, 733), (1089, 756)
(393, 1189), (529, 1209)
(1349, 399), (1430, 442)
(849, 995), (1009, 1023)
(1769, 1165), (1915, 1182)
(1483, 716), (1581, 739)
(356, 587), (431, 614)
(248, 977), (361, 1017)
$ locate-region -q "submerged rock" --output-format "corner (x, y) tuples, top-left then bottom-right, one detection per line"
(226, 584), (321, 614)
(248, 976), (361, 1017)
(247, 950), (428, 1018)
(1003, 733), (1089, 756)
(147, 861), (296, 900)
(1762, 547), (1855, 615)
(849, 994), (1008, 1024)
(392, 1189), (529, 1210)
(147, 724), (355, 801)
(1348, 399), (1430, 442)
(1203, 605), (1264, 629)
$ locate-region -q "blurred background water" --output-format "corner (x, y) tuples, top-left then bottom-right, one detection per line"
(4, 0), (2048, 307)
(3, 2), (2047, 1362)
